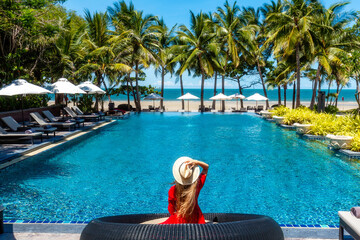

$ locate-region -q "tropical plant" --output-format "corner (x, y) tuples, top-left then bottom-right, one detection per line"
(174, 11), (220, 112)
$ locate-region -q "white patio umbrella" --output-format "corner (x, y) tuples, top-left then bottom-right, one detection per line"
(49, 78), (86, 94)
(49, 78), (86, 106)
(229, 93), (246, 110)
(144, 93), (163, 108)
(246, 93), (268, 108)
(210, 93), (232, 111)
(0, 79), (51, 126)
(77, 81), (106, 94)
(177, 93), (199, 112)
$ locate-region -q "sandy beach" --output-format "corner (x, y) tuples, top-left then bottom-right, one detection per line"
(55, 100), (359, 112)
(104, 100), (359, 112)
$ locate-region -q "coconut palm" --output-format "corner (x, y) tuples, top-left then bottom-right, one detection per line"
(108, 1), (159, 112)
(174, 11), (220, 112)
(213, 1), (241, 110)
(266, 0), (319, 108)
(153, 19), (176, 109)
(309, 2), (357, 109)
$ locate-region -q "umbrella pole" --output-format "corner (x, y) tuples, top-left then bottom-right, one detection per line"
(21, 95), (25, 127)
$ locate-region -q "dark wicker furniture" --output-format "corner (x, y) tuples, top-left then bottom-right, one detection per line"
(80, 213), (284, 240)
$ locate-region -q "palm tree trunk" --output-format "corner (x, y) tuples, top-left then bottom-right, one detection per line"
(212, 72), (217, 109)
(222, 74), (225, 111)
(277, 86), (281, 105)
(292, 82), (296, 109)
(160, 66), (165, 110)
(256, 59), (269, 109)
(135, 62), (141, 112)
(326, 81), (331, 106)
(127, 78), (130, 109)
(356, 80), (360, 108)
(335, 80), (340, 107)
(284, 84), (287, 107)
(310, 64), (321, 110)
(180, 75), (184, 110)
(128, 73), (137, 110)
(237, 77), (244, 108)
(200, 73), (205, 112)
(296, 42), (301, 108)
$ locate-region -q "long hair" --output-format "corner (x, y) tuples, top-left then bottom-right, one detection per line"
(175, 179), (198, 221)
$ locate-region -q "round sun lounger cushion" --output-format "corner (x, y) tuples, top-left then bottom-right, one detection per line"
(80, 213), (284, 240)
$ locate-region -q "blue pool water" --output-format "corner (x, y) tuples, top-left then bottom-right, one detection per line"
(1, 113), (360, 225)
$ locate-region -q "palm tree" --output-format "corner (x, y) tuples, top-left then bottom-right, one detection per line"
(241, 7), (270, 109)
(213, 0), (241, 111)
(266, 0), (318, 108)
(153, 19), (176, 110)
(174, 11), (220, 112)
(108, 1), (159, 112)
(78, 10), (132, 110)
(309, 2), (357, 109)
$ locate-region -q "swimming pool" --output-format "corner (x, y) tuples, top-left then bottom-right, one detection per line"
(0, 113), (359, 225)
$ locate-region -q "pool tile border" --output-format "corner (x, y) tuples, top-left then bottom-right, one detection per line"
(2, 219), (339, 228)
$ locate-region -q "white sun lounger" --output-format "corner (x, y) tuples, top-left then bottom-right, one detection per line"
(2, 116), (57, 138)
(43, 110), (84, 128)
(64, 107), (100, 121)
(30, 112), (75, 131)
(0, 126), (42, 144)
(339, 211), (360, 240)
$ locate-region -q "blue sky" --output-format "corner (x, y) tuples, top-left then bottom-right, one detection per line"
(62, 0), (360, 89)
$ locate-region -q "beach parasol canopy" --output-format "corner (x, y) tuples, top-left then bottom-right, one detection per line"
(229, 93), (246, 110)
(229, 93), (246, 99)
(77, 81), (105, 94)
(210, 93), (232, 111)
(144, 93), (163, 109)
(143, 93), (163, 100)
(246, 93), (268, 101)
(210, 93), (232, 100)
(177, 93), (199, 111)
(0, 79), (51, 96)
(49, 78), (86, 94)
(0, 79), (52, 126)
(246, 93), (268, 108)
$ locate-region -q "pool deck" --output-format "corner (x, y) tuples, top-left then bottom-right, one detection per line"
(0, 113), (130, 170)
(0, 224), (351, 240)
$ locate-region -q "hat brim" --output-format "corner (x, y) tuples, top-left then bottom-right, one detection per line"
(172, 157), (200, 186)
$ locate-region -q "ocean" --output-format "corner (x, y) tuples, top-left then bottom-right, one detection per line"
(106, 88), (358, 102)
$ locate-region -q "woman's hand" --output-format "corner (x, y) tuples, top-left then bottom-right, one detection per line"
(185, 159), (209, 175)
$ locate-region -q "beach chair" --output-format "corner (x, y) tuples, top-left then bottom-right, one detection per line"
(0, 126), (42, 144)
(30, 112), (75, 131)
(1, 116), (57, 138)
(64, 107), (100, 122)
(43, 110), (84, 128)
(239, 108), (247, 112)
(149, 105), (154, 110)
(339, 211), (360, 240)
(72, 106), (104, 120)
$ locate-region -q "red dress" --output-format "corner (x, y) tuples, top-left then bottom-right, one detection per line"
(161, 173), (206, 224)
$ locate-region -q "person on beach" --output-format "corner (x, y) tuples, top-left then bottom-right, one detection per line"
(161, 157), (209, 224)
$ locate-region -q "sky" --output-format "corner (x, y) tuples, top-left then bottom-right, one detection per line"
(62, 0), (360, 89)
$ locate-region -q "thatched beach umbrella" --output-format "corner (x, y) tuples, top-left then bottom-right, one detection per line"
(0, 79), (51, 126)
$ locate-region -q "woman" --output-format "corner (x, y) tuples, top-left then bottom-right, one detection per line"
(161, 156), (209, 224)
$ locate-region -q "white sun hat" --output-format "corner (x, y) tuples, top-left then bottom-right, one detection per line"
(172, 157), (200, 185)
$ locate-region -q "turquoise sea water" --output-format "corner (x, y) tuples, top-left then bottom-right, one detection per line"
(1, 113), (360, 225)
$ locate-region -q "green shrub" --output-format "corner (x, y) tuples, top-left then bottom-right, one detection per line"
(325, 105), (339, 114)
(78, 94), (94, 113)
(0, 95), (49, 112)
(351, 133), (360, 152)
(270, 105), (290, 117)
(283, 107), (316, 125)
